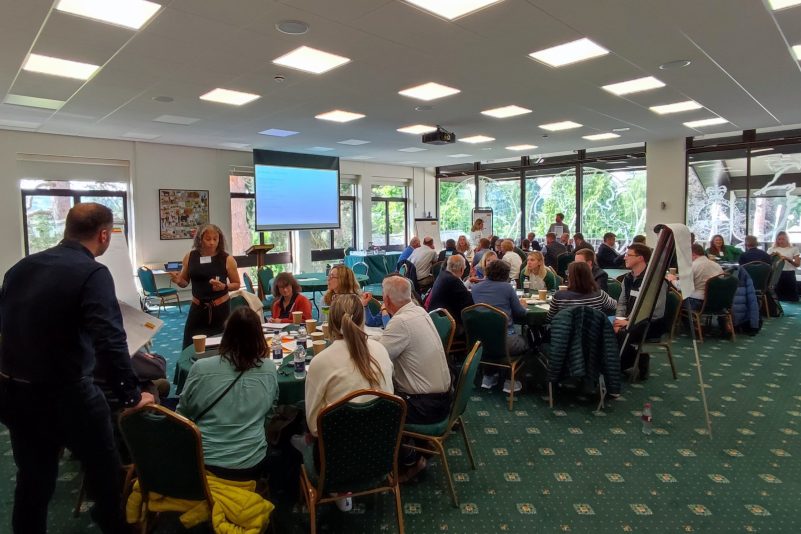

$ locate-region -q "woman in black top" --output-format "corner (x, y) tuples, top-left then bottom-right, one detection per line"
(170, 224), (241, 348)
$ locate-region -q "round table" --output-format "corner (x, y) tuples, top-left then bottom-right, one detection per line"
(173, 345), (308, 405)
(525, 301), (548, 328)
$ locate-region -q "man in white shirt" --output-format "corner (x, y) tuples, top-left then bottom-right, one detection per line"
(670, 243), (723, 311)
(408, 236), (437, 290)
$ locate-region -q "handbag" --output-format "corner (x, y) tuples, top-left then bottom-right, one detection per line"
(191, 370), (245, 422)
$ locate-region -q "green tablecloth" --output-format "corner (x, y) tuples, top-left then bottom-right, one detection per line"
(345, 253), (401, 284)
(173, 346), (307, 405)
(525, 303), (548, 328)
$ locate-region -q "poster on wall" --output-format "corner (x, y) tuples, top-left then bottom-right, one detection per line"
(159, 189), (210, 240)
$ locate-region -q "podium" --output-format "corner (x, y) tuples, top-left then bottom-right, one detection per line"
(246, 244), (274, 299)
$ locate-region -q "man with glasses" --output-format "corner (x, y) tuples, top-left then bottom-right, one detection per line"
(612, 243), (667, 380)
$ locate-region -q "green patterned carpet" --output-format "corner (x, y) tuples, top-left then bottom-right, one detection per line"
(2, 304), (800, 533)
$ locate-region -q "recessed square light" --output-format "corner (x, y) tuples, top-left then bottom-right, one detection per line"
(258, 128), (298, 137)
(528, 37), (609, 67)
(403, 0), (503, 20)
(315, 110), (365, 123)
(506, 144), (538, 151)
(481, 105), (532, 118)
(793, 45), (801, 60)
(153, 114), (200, 125)
(769, 0), (801, 10)
(398, 82), (460, 101)
(582, 132), (620, 141)
(397, 124), (437, 134)
(121, 131), (160, 140)
(199, 88), (260, 106)
(272, 46), (350, 74)
(398, 147), (428, 152)
(348, 155), (374, 160)
(461, 135), (495, 144)
(539, 120), (582, 131)
(308, 146), (334, 152)
(448, 153), (473, 158)
(337, 139), (370, 145)
(56, 0), (161, 30)
(602, 76), (665, 96)
(23, 53), (99, 80)
(683, 117), (728, 128)
(4, 94), (64, 110)
(649, 100), (703, 114)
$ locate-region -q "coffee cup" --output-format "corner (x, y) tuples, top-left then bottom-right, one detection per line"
(305, 319), (317, 333)
(292, 311), (303, 324)
(312, 340), (327, 355)
(192, 334), (207, 354)
(669, 267), (677, 276)
(558, 285), (567, 291)
(311, 331), (325, 343)
(321, 322), (330, 339)
(538, 289), (548, 301)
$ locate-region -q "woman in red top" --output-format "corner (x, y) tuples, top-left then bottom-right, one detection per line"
(270, 272), (313, 323)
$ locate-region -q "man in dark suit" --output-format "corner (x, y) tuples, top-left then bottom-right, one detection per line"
(428, 254), (473, 333)
(596, 232), (625, 269)
(738, 235), (772, 265)
(542, 232), (567, 268)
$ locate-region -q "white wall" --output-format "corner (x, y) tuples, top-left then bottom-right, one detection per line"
(645, 138), (687, 241)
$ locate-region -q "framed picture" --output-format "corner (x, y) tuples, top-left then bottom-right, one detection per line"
(158, 189), (210, 240)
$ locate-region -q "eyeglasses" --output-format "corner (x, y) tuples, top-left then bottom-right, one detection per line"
(625, 253), (641, 258)
(328, 275), (338, 280)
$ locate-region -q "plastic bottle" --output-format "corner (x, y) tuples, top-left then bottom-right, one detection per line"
(294, 346), (306, 379)
(271, 335), (283, 362)
(510, 279), (517, 290)
(641, 403), (653, 435)
(297, 325), (308, 350)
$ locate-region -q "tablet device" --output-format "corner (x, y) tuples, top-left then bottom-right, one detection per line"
(164, 261), (182, 272)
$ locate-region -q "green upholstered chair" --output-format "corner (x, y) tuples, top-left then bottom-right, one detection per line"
(352, 261), (369, 278)
(544, 269), (562, 290)
(556, 252), (575, 278)
(366, 296), (382, 317)
(742, 261), (771, 317)
(137, 266), (181, 318)
(242, 271), (256, 294)
(119, 405), (215, 532)
(641, 287), (681, 380)
(229, 294), (249, 312)
(606, 279), (622, 301)
(461, 303), (525, 411)
(431, 260), (446, 281)
(681, 274), (739, 343)
(428, 308), (456, 355)
(404, 341), (482, 507)
(300, 390), (406, 534)
(257, 267), (275, 313)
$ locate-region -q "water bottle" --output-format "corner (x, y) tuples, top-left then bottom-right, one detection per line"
(641, 403), (653, 435)
(271, 335), (283, 362)
(297, 325), (308, 350)
(510, 279), (517, 290)
(294, 346), (306, 379)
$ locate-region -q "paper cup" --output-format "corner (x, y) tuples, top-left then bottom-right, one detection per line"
(311, 332), (325, 343)
(312, 340), (327, 355)
(668, 267), (677, 275)
(538, 289), (548, 300)
(292, 311), (303, 324)
(321, 322), (330, 339)
(558, 285), (568, 291)
(305, 319), (317, 333)
(192, 334), (206, 354)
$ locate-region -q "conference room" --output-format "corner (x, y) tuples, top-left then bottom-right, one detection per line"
(2, 1), (801, 533)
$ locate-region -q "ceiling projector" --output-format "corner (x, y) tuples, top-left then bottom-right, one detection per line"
(422, 126), (456, 145)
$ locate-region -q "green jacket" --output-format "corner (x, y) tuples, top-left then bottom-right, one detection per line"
(706, 244), (742, 263)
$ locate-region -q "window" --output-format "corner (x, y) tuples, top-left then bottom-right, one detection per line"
(479, 175), (521, 239)
(438, 175), (475, 243)
(310, 182), (357, 262)
(581, 160), (646, 246)
(229, 174), (292, 275)
(525, 167), (576, 242)
(21, 180), (128, 255)
(371, 184), (407, 251)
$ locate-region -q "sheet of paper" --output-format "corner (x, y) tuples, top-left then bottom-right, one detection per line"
(364, 325), (384, 338)
(263, 322), (290, 330)
(119, 301), (164, 356)
(206, 335), (223, 347)
(536, 304), (550, 311)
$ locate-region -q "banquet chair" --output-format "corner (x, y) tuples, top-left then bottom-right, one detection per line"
(429, 308), (456, 355)
(431, 260), (446, 281)
(300, 390), (406, 534)
(741, 261), (771, 317)
(352, 261), (369, 278)
(462, 304), (526, 411)
(556, 252), (575, 278)
(641, 287), (681, 380)
(137, 266), (181, 318)
(257, 267), (275, 312)
(606, 279), (622, 302)
(242, 272), (256, 294)
(681, 274), (738, 342)
(403, 341), (482, 507)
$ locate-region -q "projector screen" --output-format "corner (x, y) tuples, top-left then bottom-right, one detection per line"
(254, 150), (340, 231)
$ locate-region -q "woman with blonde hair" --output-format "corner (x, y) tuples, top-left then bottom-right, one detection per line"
(521, 251), (548, 291)
(769, 231), (800, 301)
(456, 234), (473, 262)
(323, 264), (385, 326)
(468, 250), (497, 284)
(501, 239), (522, 280)
(470, 218), (486, 244)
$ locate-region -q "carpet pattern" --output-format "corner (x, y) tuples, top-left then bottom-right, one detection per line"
(1, 304), (800, 533)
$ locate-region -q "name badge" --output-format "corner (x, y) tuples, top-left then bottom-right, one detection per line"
(630, 289), (640, 298)
(200, 256), (212, 264)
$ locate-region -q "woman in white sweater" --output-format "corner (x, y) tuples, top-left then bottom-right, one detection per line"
(500, 239), (522, 281)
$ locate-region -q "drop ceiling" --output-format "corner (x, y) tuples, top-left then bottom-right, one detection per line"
(2, 0), (801, 166)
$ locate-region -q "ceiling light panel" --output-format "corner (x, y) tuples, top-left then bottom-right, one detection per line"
(582, 133), (620, 141)
(397, 124), (437, 134)
(403, 0), (504, 20)
(315, 110), (365, 123)
(769, 0), (801, 10)
(259, 128), (298, 137)
(684, 117), (728, 128)
(529, 38), (609, 67)
(539, 120), (582, 131)
(649, 100), (703, 114)
(461, 135), (495, 143)
(4, 94), (64, 110)
(272, 46), (350, 74)
(602, 76), (665, 96)
(56, 0), (161, 30)
(308, 146), (334, 152)
(448, 153), (472, 158)
(793, 45), (801, 60)
(481, 105), (532, 118)
(23, 53), (99, 80)
(506, 144), (538, 151)
(121, 131), (160, 140)
(337, 139), (370, 145)
(398, 147), (427, 152)
(398, 82), (460, 101)
(153, 115), (200, 125)
(199, 88), (260, 106)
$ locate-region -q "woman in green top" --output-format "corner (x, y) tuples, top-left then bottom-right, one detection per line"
(177, 307), (278, 481)
(706, 234), (742, 262)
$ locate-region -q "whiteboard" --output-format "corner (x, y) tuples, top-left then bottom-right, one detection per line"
(414, 219), (443, 251)
(96, 227), (141, 309)
(472, 209), (493, 239)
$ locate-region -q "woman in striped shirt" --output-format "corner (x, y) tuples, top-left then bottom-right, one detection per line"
(545, 261), (616, 323)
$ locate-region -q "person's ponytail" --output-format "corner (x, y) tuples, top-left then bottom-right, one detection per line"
(340, 312), (382, 388)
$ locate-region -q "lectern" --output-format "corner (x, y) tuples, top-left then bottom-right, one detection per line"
(246, 244), (274, 299)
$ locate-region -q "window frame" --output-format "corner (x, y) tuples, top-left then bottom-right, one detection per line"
(370, 191), (408, 252)
(310, 191), (357, 262)
(230, 186), (293, 268)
